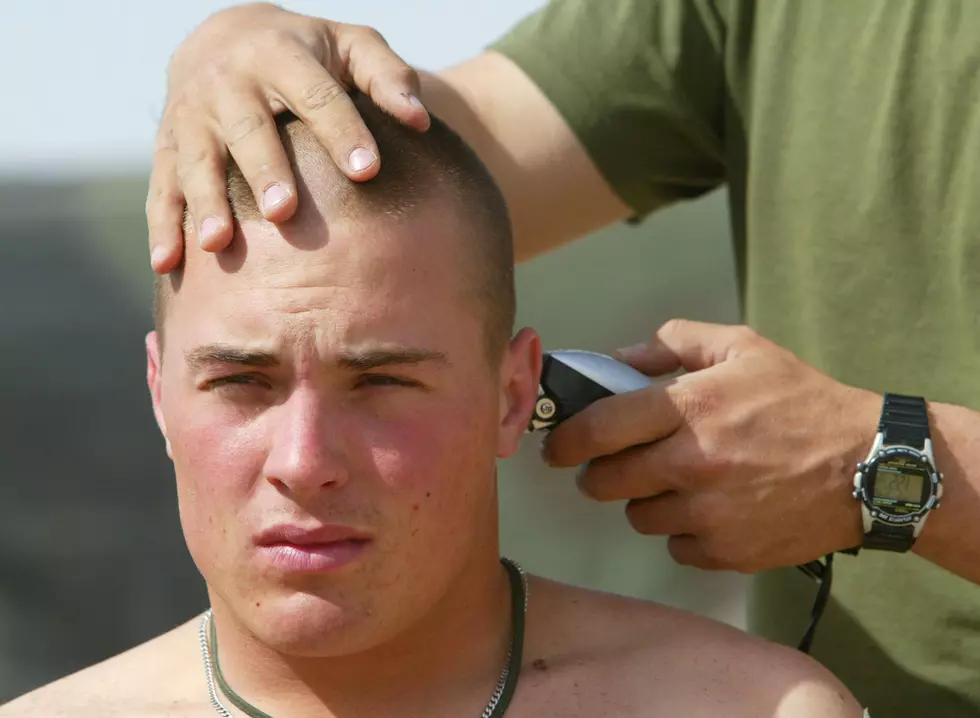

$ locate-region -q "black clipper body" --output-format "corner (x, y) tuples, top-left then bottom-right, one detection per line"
(528, 350), (654, 432)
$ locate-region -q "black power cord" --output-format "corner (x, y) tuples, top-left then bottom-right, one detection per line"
(795, 554), (835, 653)
(795, 548), (860, 654)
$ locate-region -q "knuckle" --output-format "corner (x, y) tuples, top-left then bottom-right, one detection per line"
(200, 56), (232, 84)
(176, 148), (220, 188)
(252, 26), (292, 53)
(581, 410), (617, 453)
(225, 112), (269, 148)
(697, 535), (736, 571)
(389, 63), (418, 87)
(242, 27), (306, 66)
(171, 99), (202, 130)
(298, 79), (346, 113)
(734, 324), (760, 345)
(176, 146), (209, 177)
(351, 24), (387, 46)
(660, 317), (690, 338)
(153, 123), (179, 154)
(190, 59), (234, 97)
(312, 117), (367, 144)
(292, 22), (329, 52)
(688, 437), (730, 479)
(145, 187), (182, 222)
(677, 385), (718, 422)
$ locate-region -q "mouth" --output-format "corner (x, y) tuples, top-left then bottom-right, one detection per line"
(254, 525), (373, 573)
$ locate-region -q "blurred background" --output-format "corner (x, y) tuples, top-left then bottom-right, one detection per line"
(0, 0), (743, 703)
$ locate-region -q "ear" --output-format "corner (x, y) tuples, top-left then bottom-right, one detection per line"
(145, 331), (173, 459)
(496, 327), (542, 458)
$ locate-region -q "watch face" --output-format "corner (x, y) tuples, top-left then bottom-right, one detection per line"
(864, 447), (938, 523)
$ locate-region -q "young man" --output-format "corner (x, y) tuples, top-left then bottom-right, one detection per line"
(1, 98), (862, 717)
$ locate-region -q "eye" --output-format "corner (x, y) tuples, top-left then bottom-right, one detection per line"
(203, 374), (269, 390)
(356, 374), (420, 389)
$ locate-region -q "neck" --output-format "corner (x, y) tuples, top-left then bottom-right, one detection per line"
(206, 547), (516, 717)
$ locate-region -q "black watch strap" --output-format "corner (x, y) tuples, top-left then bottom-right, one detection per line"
(862, 522), (916, 552)
(879, 393), (930, 449)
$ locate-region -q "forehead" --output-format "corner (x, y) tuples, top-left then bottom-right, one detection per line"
(163, 203), (477, 356)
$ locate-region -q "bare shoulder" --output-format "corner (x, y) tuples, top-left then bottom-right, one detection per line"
(519, 576), (865, 718)
(0, 614), (208, 718)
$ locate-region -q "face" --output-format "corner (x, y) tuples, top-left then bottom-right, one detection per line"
(146, 198), (540, 656)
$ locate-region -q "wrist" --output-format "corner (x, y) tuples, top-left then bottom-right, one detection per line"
(843, 388), (883, 476)
(835, 387), (883, 549)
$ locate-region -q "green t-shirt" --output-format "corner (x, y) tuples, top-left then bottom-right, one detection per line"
(492, 0), (980, 715)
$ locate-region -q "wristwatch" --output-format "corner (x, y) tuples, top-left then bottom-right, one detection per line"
(852, 393), (944, 551)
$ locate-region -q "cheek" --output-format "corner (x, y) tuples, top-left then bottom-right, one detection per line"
(161, 387), (266, 549)
(370, 393), (499, 515)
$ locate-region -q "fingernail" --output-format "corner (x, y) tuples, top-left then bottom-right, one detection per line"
(615, 343), (646, 360)
(262, 183), (289, 213)
(575, 465), (590, 494)
(407, 94), (424, 108)
(150, 245), (168, 268)
(199, 217), (221, 245)
(349, 147), (377, 173)
(539, 437), (553, 465)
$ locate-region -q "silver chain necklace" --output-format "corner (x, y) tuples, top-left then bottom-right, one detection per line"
(199, 559), (528, 718)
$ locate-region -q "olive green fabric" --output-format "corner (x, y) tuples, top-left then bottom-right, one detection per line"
(491, 1), (980, 715)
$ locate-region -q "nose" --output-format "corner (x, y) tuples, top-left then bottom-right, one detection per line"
(263, 389), (350, 498)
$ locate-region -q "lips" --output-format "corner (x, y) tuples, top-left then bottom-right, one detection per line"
(254, 524), (373, 547)
(253, 524), (373, 573)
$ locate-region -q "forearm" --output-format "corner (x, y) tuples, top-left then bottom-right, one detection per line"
(912, 400), (980, 583)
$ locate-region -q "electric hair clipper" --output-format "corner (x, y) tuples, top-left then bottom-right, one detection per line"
(527, 350), (654, 432)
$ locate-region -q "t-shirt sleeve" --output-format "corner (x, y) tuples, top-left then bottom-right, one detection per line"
(489, 0), (729, 220)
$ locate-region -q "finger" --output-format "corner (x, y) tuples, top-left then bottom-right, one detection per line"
(543, 385), (682, 468)
(266, 50), (382, 181)
(146, 131), (187, 274)
(213, 85), (298, 224)
(338, 24), (431, 131)
(173, 116), (234, 252)
(624, 492), (693, 536)
(614, 319), (758, 375)
(575, 442), (677, 502)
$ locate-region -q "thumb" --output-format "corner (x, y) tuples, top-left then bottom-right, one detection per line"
(614, 319), (749, 375)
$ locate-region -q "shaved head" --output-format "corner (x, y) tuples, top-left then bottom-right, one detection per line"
(154, 92), (515, 361)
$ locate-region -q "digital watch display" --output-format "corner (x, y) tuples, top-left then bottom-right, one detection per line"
(859, 446), (939, 524)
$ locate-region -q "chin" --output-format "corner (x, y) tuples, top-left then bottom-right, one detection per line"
(237, 590), (403, 658)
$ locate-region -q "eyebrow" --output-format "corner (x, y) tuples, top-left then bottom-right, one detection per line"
(185, 345), (280, 370)
(184, 343), (448, 371)
(337, 347), (449, 371)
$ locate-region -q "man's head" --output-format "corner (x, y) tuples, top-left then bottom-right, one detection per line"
(145, 94), (541, 656)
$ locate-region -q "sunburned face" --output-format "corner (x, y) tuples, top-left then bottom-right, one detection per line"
(145, 199), (540, 656)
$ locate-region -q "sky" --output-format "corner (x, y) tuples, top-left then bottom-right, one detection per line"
(0, 0), (547, 179)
